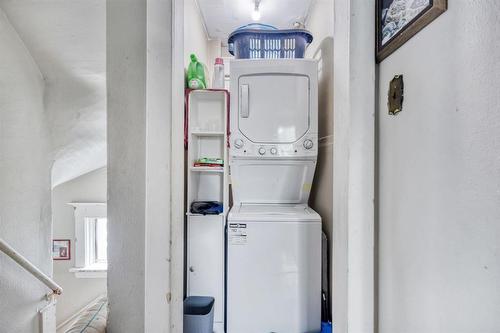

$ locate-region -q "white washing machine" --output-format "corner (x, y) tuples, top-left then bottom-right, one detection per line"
(228, 59), (321, 333)
(227, 204), (321, 333)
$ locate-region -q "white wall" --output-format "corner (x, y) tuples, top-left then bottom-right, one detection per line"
(107, 0), (175, 331)
(0, 9), (52, 333)
(377, 2), (500, 332)
(332, 0), (376, 332)
(184, 0), (210, 75)
(305, 0), (334, 316)
(206, 38), (222, 84)
(52, 168), (107, 326)
(0, 1), (107, 187)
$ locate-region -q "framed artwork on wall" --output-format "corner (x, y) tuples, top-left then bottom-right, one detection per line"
(376, 0), (447, 63)
(52, 239), (71, 260)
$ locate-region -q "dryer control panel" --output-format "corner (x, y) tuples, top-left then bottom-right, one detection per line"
(230, 134), (318, 158)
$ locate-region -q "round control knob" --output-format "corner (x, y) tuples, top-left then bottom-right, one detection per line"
(234, 139), (244, 149)
(270, 148), (277, 155)
(258, 147), (266, 155)
(303, 139), (314, 150)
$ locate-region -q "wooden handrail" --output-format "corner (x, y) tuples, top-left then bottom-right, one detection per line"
(0, 237), (63, 295)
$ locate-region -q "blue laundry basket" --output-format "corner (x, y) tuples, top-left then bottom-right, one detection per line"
(228, 24), (313, 59)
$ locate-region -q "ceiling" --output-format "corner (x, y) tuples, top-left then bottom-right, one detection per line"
(0, 0), (106, 187)
(0, 0), (313, 186)
(196, 0), (315, 42)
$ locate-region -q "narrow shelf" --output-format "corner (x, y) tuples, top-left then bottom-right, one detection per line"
(190, 166), (224, 173)
(186, 212), (225, 217)
(191, 131), (224, 137)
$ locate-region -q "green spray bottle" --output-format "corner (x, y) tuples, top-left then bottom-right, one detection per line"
(187, 54), (207, 89)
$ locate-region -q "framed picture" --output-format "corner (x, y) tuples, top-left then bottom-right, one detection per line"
(376, 0), (447, 62)
(52, 239), (71, 260)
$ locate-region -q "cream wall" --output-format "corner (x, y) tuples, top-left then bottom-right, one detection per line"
(184, 0), (210, 81)
(306, 0), (334, 314)
(377, 2), (500, 332)
(52, 168), (107, 326)
(0, 8), (52, 333)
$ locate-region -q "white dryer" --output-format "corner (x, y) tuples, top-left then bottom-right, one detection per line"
(229, 58), (319, 205)
(227, 59), (321, 333)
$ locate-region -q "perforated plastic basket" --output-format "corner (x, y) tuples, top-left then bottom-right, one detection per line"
(228, 24), (313, 59)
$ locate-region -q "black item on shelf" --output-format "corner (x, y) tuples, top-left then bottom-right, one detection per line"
(190, 201), (223, 215)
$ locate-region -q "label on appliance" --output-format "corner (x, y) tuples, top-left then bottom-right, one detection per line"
(229, 223), (247, 245)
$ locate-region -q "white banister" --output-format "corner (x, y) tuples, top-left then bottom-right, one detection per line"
(0, 237), (63, 295)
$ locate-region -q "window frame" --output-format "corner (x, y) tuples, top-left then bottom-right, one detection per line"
(69, 203), (107, 277)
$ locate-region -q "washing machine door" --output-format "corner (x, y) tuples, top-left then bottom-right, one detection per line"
(238, 73), (310, 144)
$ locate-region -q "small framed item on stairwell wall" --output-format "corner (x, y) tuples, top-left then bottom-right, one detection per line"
(52, 239), (71, 260)
(376, 0), (447, 63)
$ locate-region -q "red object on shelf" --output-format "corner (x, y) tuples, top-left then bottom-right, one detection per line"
(194, 163), (224, 167)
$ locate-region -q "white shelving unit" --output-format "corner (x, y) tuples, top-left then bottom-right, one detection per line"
(185, 90), (228, 333)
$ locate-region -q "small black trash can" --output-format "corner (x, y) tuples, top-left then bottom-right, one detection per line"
(183, 296), (214, 333)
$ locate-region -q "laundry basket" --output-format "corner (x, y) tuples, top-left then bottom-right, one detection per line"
(228, 24), (313, 59)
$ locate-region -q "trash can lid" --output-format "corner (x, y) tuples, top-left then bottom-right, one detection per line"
(184, 296), (215, 316)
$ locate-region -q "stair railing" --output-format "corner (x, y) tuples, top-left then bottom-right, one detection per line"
(0, 237), (63, 295)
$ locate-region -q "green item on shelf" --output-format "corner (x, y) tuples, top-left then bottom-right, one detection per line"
(195, 157), (223, 166)
(198, 157), (223, 164)
(187, 54), (207, 89)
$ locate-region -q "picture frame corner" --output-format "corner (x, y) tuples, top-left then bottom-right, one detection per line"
(375, 0), (448, 63)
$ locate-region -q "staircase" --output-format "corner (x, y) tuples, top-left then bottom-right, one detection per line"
(0, 237), (63, 333)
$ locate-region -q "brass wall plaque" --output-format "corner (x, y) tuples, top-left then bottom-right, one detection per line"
(388, 75), (404, 115)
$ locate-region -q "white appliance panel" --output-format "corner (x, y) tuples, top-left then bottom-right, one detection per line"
(236, 203), (318, 219)
(230, 59), (318, 159)
(227, 218), (322, 333)
(238, 74), (309, 144)
(187, 215), (225, 331)
(230, 159), (316, 205)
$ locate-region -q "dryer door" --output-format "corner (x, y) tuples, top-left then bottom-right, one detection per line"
(238, 74), (310, 144)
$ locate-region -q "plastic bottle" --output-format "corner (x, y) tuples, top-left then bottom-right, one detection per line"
(187, 54), (207, 89)
(212, 58), (225, 89)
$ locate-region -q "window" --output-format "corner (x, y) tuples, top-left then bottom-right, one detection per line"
(69, 203), (107, 278)
(84, 217), (108, 268)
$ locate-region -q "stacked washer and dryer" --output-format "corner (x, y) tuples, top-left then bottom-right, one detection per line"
(227, 59), (322, 333)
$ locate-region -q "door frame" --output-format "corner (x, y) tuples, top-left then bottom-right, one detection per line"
(168, 1), (377, 331)
(331, 1), (376, 332)
(170, 0), (185, 331)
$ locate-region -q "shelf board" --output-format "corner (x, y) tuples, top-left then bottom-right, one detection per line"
(186, 212), (225, 217)
(190, 166), (224, 173)
(191, 131), (225, 137)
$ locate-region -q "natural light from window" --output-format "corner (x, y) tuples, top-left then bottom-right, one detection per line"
(85, 217), (108, 269)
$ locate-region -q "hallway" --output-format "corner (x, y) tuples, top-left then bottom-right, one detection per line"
(0, 1), (499, 332)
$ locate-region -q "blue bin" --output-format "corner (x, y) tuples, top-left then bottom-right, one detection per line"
(183, 296), (214, 333)
(321, 321), (333, 333)
(228, 24), (313, 59)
